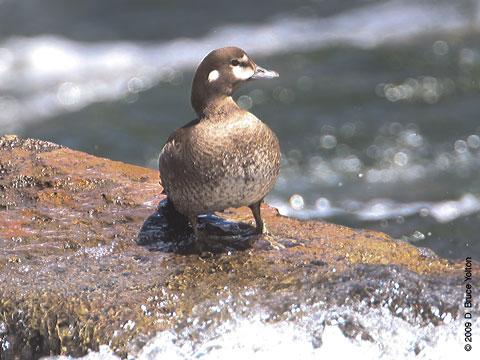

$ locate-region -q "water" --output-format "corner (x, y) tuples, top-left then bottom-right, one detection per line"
(1, 0), (479, 262)
(44, 314), (479, 360)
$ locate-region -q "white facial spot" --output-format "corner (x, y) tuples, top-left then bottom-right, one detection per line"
(241, 54), (249, 62)
(232, 66), (254, 80)
(208, 70), (220, 82)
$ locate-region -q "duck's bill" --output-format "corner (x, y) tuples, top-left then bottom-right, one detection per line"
(250, 65), (279, 79)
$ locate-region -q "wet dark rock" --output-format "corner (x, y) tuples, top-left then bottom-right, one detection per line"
(0, 135), (478, 359)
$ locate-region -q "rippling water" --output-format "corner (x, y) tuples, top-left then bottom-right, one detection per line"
(1, 0), (479, 262)
(46, 312), (477, 360)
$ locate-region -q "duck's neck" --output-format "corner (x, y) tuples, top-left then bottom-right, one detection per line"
(192, 95), (240, 120)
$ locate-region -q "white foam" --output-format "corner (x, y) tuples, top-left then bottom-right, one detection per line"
(269, 193), (480, 223)
(42, 344), (120, 360)
(47, 308), (478, 360)
(430, 193), (480, 223)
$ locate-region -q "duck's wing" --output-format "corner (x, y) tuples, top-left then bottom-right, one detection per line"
(158, 119), (199, 190)
(165, 118), (199, 144)
(160, 119), (199, 161)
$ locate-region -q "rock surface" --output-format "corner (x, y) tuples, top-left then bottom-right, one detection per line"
(0, 135), (478, 359)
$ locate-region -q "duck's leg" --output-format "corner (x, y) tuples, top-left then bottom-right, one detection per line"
(249, 200), (284, 249)
(248, 200), (264, 233)
(163, 198), (189, 230)
(189, 216), (199, 237)
(190, 216), (206, 253)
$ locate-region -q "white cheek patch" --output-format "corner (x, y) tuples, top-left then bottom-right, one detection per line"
(208, 70), (220, 82)
(232, 66), (254, 80)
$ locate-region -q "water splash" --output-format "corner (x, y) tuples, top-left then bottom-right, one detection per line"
(41, 310), (479, 360)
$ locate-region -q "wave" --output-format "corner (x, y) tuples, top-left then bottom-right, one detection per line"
(40, 310), (475, 359)
(1, 0), (479, 132)
(269, 193), (480, 224)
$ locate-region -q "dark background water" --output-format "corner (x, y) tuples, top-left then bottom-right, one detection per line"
(1, 0), (479, 260)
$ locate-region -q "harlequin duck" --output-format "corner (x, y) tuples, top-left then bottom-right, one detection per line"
(159, 46), (280, 243)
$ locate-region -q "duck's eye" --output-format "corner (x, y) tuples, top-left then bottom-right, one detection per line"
(231, 59), (240, 66)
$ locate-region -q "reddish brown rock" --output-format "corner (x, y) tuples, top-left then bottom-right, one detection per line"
(0, 135), (476, 359)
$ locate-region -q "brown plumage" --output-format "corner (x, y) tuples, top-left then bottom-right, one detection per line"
(159, 47), (280, 240)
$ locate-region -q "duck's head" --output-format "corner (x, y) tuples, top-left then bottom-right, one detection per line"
(191, 47), (279, 117)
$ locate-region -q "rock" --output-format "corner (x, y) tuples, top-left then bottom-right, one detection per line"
(0, 135), (478, 359)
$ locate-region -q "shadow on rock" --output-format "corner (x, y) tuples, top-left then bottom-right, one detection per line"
(137, 198), (259, 254)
